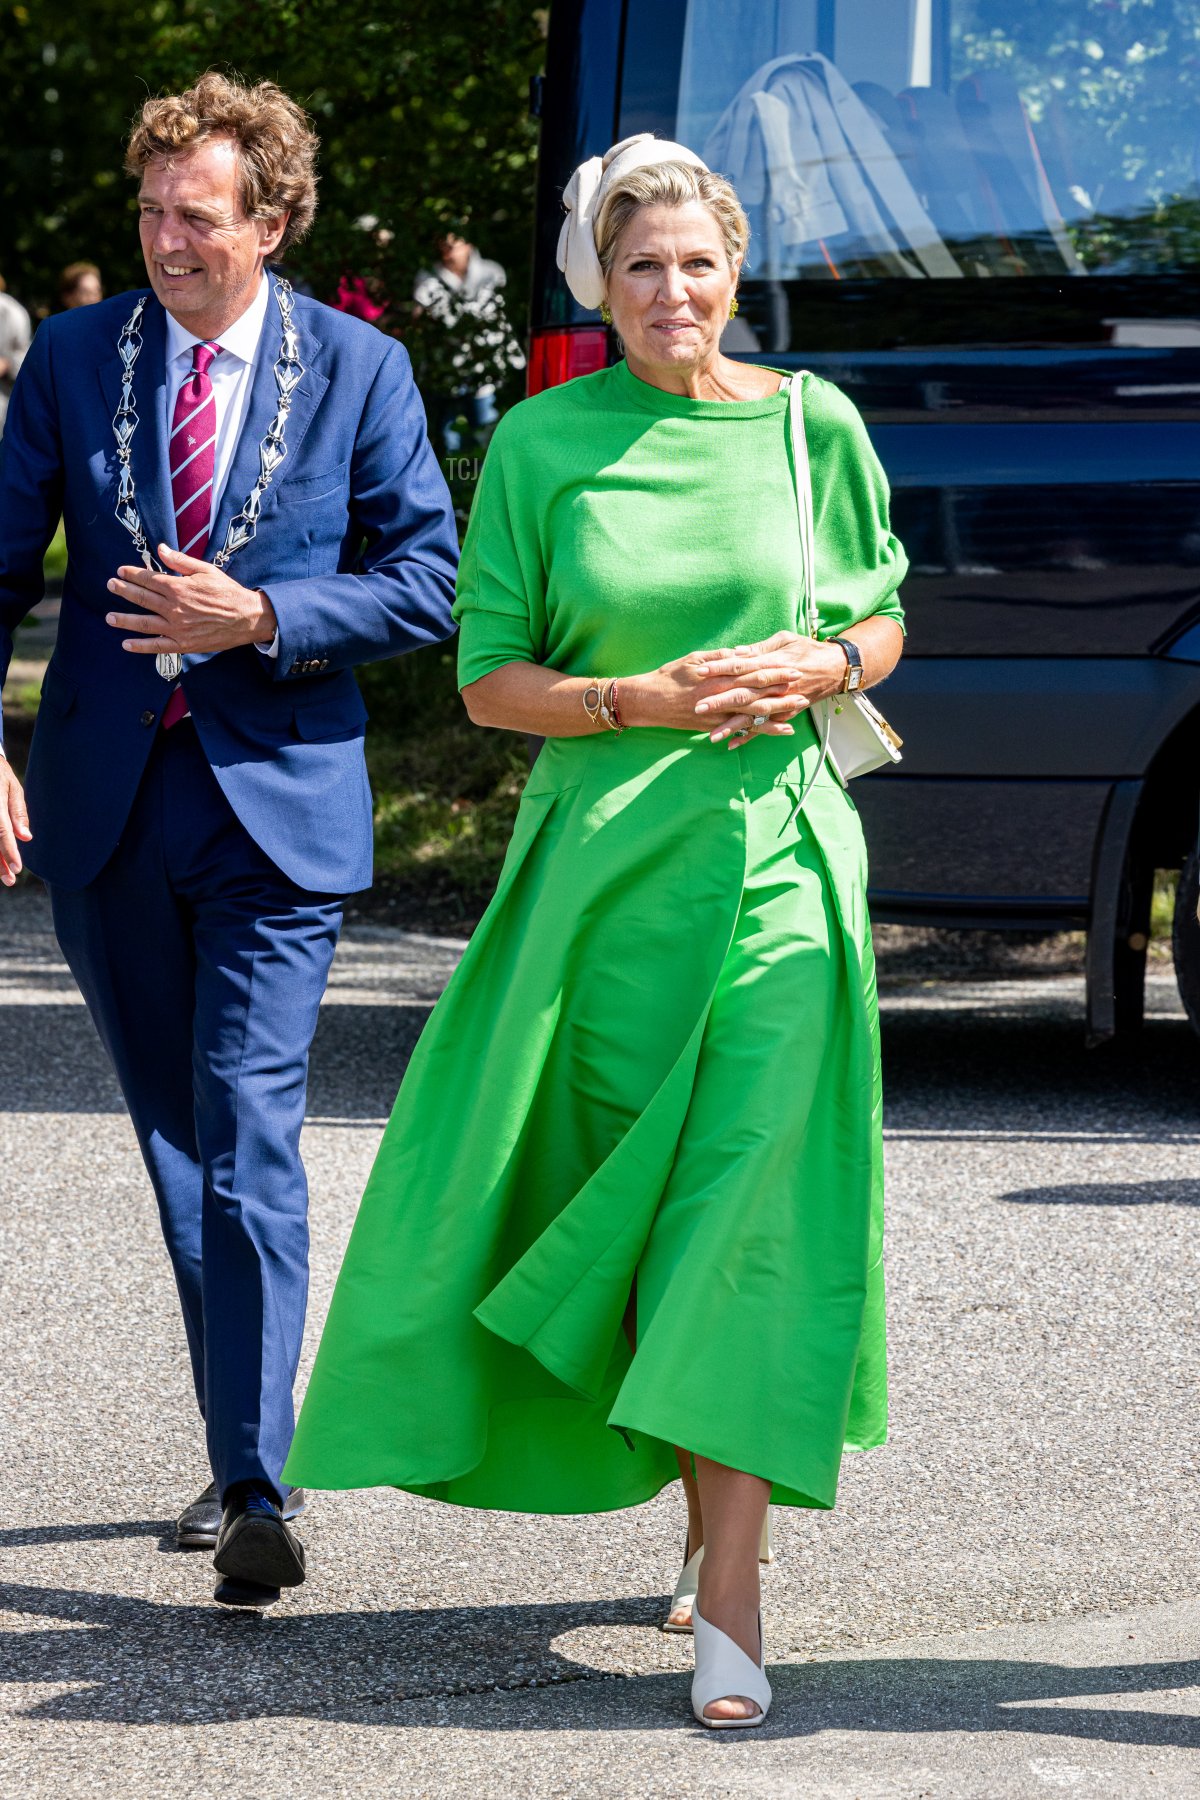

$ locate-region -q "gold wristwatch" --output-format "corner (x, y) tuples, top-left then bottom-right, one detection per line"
(833, 637), (864, 693)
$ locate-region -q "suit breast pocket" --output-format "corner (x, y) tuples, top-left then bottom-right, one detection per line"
(273, 462), (352, 575)
(275, 461), (350, 508)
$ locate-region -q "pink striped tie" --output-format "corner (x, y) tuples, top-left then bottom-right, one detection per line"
(162, 341), (219, 730)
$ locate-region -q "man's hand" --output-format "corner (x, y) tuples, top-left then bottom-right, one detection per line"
(0, 754), (32, 888)
(106, 543), (277, 657)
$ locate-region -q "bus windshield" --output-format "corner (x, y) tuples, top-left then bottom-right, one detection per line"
(661, 0), (1200, 281)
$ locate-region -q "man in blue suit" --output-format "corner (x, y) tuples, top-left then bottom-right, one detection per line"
(0, 73), (458, 1605)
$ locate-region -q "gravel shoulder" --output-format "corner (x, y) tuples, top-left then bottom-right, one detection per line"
(1, 885), (1197, 1797)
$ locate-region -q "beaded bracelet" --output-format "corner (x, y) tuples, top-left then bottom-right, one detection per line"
(582, 677), (624, 734)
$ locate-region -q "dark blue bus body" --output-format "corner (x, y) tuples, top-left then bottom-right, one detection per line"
(529, 0), (1200, 1041)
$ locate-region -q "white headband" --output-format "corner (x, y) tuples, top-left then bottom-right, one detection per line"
(556, 132), (709, 311)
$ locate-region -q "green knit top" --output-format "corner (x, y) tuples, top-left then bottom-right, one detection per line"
(454, 358), (907, 689)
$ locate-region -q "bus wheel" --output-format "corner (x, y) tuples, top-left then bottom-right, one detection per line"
(1171, 847), (1200, 1035)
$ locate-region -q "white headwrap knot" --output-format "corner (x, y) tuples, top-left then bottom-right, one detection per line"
(556, 132), (709, 311)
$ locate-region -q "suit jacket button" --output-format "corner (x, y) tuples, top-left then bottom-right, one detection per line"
(140, 710), (156, 727)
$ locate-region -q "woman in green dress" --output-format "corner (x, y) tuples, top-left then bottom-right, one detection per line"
(285, 135), (907, 1729)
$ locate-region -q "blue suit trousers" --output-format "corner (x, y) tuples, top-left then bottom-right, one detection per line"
(50, 720), (342, 1500)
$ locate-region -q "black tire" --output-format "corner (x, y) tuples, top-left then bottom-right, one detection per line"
(1172, 845), (1200, 1036)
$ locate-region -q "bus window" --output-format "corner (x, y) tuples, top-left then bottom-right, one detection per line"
(649, 0), (1200, 283)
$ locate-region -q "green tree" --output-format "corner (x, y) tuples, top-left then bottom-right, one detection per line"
(0, 0), (545, 400)
(956, 0), (1200, 271)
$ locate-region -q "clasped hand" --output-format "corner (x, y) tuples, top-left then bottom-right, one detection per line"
(631, 631), (847, 746)
(106, 543), (276, 656)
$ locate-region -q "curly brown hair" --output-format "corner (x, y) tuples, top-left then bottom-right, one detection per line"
(125, 71), (319, 256)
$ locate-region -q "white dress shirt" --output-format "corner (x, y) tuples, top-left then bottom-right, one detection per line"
(162, 275), (279, 658)
(163, 274), (270, 542)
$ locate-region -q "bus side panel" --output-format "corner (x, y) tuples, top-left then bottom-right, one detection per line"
(857, 778), (1107, 922)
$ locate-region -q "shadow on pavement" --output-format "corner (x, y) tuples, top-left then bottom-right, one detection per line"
(0, 1002), (429, 1120)
(1000, 1180), (1200, 1207)
(880, 1008), (1200, 1135)
(0, 1575), (1197, 1746)
(5, 994), (1200, 1125)
(0, 1579), (655, 1722)
(0, 1522), (169, 1551)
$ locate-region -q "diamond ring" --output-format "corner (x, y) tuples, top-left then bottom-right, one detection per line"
(751, 714), (769, 728)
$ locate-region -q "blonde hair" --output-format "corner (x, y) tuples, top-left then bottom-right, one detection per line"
(125, 71), (319, 256)
(594, 161), (750, 281)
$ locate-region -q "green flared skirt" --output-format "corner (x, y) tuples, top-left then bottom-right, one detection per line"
(285, 720), (887, 1513)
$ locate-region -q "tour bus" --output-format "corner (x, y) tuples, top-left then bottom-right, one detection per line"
(527, 0), (1200, 1044)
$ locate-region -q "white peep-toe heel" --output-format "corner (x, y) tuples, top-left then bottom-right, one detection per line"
(663, 1538), (705, 1633)
(663, 1508), (774, 1633)
(690, 1599), (772, 1729)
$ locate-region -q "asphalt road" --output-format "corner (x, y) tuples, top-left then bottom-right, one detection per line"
(1, 887), (1197, 1797)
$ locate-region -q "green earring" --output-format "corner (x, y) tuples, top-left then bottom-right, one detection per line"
(600, 301), (613, 326)
(729, 296), (740, 319)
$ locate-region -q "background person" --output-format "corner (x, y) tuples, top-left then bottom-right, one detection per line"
(58, 260), (104, 308)
(413, 232), (523, 450)
(333, 214), (392, 325)
(0, 71), (458, 1608)
(286, 136), (906, 1730)
(0, 273), (32, 436)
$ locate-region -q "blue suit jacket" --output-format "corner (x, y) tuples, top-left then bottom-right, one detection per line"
(0, 272), (459, 893)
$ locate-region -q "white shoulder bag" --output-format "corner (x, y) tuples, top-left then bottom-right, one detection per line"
(787, 372), (903, 784)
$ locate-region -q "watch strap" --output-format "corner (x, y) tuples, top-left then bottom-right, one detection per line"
(833, 636), (864, 693)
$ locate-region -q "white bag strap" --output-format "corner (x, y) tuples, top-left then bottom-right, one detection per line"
(784, 369), (833, 799)
(786, 369), (821, 639)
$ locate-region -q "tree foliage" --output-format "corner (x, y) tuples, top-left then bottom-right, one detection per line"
(0, 0), (545, 395)
(958, 0), (1200, 272)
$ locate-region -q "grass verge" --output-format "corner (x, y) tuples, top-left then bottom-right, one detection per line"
(352, 647), (527, 932)
(44, 524), (67, 587)
(1, 645), (526, 931)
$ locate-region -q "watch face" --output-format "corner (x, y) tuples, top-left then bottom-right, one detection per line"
(848, 665), (864, 690)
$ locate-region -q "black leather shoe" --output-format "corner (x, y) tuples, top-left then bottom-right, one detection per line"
(177, 1482), (221, 1548)
(213, 1574), (282, 1608)
(212, 1492), (306, 1594)
(177, 1482), (308, 1550)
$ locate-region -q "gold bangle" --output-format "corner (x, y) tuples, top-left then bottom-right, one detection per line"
(582, 679), (604, 728)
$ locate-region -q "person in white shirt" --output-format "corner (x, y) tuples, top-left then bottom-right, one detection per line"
(0, 274), (32, 437)
(413, 234), (524, 450)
